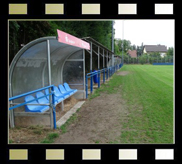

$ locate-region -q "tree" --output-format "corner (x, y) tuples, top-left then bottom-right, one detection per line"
(114, 39), (132, 53)
(131, 44), (136, 50)
(9, 21), (113, 65)
(136, 42), (144, 57)
(167, 47), (174, 56)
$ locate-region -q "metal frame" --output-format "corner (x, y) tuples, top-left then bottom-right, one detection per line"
(47, 39), (54, 129)
(9, 35), (122, 129)
(9, 37), (56, 128)
(9, 85), (57, 129)
(61, 49), (85, 100)
(85, 63), (122, 99)
(83, 49), (86, 99)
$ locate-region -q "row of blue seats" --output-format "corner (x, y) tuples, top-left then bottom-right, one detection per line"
(24, 83), (77, 113)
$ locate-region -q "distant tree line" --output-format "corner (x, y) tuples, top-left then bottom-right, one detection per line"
(9, 21), (113, 65)
(114, 38), (174, 64)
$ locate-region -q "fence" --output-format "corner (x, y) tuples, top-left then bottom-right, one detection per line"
(85, 63), (123, 99)
(124, 56), (174, 64)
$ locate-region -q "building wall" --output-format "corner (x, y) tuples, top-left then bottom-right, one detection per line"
(160, 52), (166, 58)
(143, 47), (147, 53)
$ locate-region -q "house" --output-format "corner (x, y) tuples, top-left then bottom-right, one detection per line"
(127, 50), (137, 58)
(143, 45), (167, 57)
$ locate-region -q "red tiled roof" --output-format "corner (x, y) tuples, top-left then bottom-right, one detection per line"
(128, 50), (137, 58)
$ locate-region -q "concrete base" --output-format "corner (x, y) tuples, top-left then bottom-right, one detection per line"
(56, 101), (85, 127)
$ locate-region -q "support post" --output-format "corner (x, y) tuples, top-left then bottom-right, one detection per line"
(9, 103), (15, 128)
(61, 101), (64, 111)
(103, 68), (105, 83)
(83, 49), (86, 99)
(103, 49), (105, 68)
(98, 46), (100, 88)
(47, 39), (54, 129)
(90, 42), (93, 93)
(122, 20), (124, 64)
(51, 86), (56, 129)
(86, 74), (88, 99)
(107, 51), (108, 68)
(9, 82), (15, 128)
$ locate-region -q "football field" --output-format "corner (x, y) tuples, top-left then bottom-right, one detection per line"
(118, 64), (174, 143)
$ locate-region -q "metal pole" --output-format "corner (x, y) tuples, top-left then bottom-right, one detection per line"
(47, 39), (53, 129)
(106, 51), (108, 79)
(103, 49), (105, 68)
(112, 21), (115, 68)
(98, 46), (100, 70)
(9, 73), (15, 128)
(86, 75), (88, 99)
(83, 49), (86, 99)
(122, 20), (124, 64)
(107, 51), (108, 68)
(51, 86), (56, 129)
(90, 42), (93, 93)
(90, 42), (93, 71)
(112, 21), (114, 53)
(103, 49), (105, 84)
(98, 46), (100, 88)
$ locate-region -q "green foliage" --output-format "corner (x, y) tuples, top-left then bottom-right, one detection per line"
(59, 108), (80, 133)
(149, 52), (160, 57)
(138, 54), (148, 64)
(114, 39), (132, 54)
(167, 47), (174, 56)
(48, 133), (59, 140)
(95, 140), (100, 143)
(40, 132), (59, 143)
(9, 21), (113, 65)
(9, 139), (14, 143)
(33, 129), (42, 135)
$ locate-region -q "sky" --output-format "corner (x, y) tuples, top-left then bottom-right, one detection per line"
(114, 20), (174, 48)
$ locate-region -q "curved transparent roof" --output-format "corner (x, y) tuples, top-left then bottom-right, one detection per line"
(9, 36), (121, 100)
(9, 37), (82, 99)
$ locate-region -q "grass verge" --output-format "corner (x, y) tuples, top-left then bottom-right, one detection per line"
(87, 65), (174, 143)
(40, 132), (59, 143)
(60, 108), (81, 134)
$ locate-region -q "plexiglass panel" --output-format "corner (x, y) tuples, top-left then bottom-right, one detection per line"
(68, 50), (83, 59)
(11, 41), (48, 100)
(63, 61), (84, 89)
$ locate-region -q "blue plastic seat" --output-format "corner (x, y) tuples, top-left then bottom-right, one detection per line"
(58, 84), (73, 96)
(24, 95), (49, 113)
(63, 83), (77, 94)
(45, 88), (64, 104)
(93, 70), (98, 83)
(53, 86), (69, 99)
(36, 92), (49, 104)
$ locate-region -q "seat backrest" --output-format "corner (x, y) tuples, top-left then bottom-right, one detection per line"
(36, 92), (49, 104)
(45, 89), (50, 100)
(58, 84), (67, 94)
(25, 95), (38, 104)
(63, 83), (71, 91)
(53, 86), (62, 97)
(25, 95), (38, 110)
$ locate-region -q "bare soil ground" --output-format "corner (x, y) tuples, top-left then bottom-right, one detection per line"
(9, 71), (131, 144)
(116, 71), (130, 76)
(9, 90), (129, 144)
(54, 92), (129, 144)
